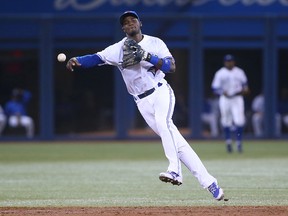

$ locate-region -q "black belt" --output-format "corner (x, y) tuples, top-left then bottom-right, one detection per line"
(137, 82), (163, 99)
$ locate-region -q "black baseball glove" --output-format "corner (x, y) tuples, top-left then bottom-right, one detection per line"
(122, 38), (148, 68)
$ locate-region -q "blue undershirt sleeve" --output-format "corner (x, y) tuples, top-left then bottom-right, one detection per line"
(212, 88), (223, 96)
(76, 54), (104, 68)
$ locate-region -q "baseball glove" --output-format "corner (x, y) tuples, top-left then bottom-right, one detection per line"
(122, 38), (148, 68)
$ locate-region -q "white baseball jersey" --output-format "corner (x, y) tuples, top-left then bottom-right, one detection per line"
(97, 34), (169, 96)
(252, 94), (264, 113)
(96, 34), (218, 189)
(211, 66), (248, 127)
(211, 66), (247, 97)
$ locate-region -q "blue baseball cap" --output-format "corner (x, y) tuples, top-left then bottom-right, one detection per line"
(223, 54), (235, 61)
(120, 11), (140, 25)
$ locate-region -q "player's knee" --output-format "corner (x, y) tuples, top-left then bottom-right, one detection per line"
(155, 122), (170, 134)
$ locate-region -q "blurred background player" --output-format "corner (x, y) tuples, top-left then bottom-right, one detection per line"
(211, 54), (249, 153)
(4, 88), (34, 138)
(201, 96), (220, 137)
(251, 93), (281, 137)
(0, 105), (7, 136)
(278, 88), (288, 133)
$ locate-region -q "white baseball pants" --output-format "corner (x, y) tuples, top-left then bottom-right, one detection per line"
(8, 115), (34, 138)
(135, 81), (216, 188)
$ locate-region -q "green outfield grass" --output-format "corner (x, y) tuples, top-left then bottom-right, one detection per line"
(0, 140), (287, 207)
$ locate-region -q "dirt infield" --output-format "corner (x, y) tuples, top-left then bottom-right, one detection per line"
(1, 206), (288, 216)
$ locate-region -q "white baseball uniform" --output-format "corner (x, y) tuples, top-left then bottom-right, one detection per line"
(0, 105), (6, 135)
(252, 94), (281, 136)
(97, 34), (217, 188)
(211, 66), (247, 127)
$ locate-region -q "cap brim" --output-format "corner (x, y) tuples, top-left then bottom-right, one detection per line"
(120, 11), (139, 25)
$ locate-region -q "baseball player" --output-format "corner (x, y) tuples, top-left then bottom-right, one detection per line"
(4, 89), (34, 138)
(66, 11), (224, 201)
(211, 54), (249, 153)
(0, 105), (7, 136)
(251, 93), (281, 137)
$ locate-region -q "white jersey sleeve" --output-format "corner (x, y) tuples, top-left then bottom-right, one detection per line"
(96, 40), (124, 67)
(211, 70), (223, 92)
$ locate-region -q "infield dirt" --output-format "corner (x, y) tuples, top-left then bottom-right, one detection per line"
(1, 206), (288, 216)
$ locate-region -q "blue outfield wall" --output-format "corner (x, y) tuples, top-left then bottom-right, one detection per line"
(1, 0), (288, 14)
(0, 0), (288, 140)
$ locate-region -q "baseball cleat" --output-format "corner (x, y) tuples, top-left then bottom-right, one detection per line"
(226, 144), (233, 153)
(159, 171), (182, 186)
(207, 182), (224, 201)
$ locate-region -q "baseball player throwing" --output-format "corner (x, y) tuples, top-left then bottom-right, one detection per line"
(66, 11), (224, 201)
(211, 54), (249, 153)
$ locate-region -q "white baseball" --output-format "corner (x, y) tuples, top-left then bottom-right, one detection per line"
(57, 53), (66, 62)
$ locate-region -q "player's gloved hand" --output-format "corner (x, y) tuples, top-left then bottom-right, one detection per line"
(66, 57), (81, 71)
(122, 38), (149, 68)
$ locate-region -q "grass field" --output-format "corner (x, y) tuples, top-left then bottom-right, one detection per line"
(0, 140), (287, 207)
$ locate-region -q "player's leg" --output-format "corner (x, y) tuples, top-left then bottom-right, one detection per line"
(283, 114), (288, 129)
(178, 143), (224, 200)
(231, 97), (245, 152)
(252, 112), (263, 137)
(205, 113), (219, 137)
(165, 110), (224, 199)
(202, 113), (218, 137)
(19, 116), (34, 138)
(165, 119), (218, 187)
(136, 83), (224, 200)
(153, 84), (183, 181)
(136, 87), (182, 185)
(219, 97), (233, 152)
(275, 113), (281, 136)
(0, 114), (6, 135)
(153, 84), (224, 199)
(8, 115), (20, 128)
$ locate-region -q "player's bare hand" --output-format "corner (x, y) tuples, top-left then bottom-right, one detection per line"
(66, 57), (81, 71)
(242, 87), (250, 96)
(223, 91), (230, 98)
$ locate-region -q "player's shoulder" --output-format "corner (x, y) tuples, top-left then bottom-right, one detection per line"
(143, 34), (160, 40)
(233, 66), (245, 73)
(104, 38), (126, 49)
(118, 37), (128, 45)
(234, 66), (242, 70)
(142, 34), (165, 44)
(110, 37), (129, 47)
(215, 67), (227, 74)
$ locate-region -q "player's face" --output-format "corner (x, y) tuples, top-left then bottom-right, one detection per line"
(224, 60), (235, 70)
(122, 16), (141, 37)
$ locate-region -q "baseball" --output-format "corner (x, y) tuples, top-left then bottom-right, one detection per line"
(57, 53), (66, 62)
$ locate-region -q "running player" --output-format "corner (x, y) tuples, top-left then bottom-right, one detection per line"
(211, 54), (250, 153)
(66, 11), (224, 201)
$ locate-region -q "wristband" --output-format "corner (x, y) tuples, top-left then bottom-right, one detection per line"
(161, 58), (171, 72)
(146, 53), (172, 73)
(147, 54), (159, 65)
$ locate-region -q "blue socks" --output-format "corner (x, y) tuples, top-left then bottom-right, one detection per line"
(224, 126), (243, 153)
